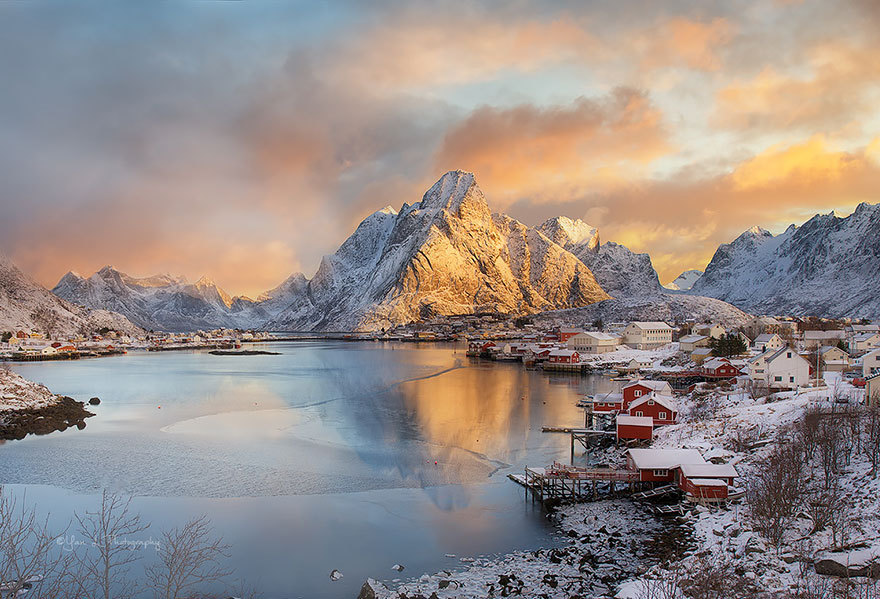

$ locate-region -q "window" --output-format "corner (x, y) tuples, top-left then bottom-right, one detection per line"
(787, 352), (792, 358)
(775, 376), (782, 382)
(635, 411), (644, 417)
(653, 469), (668, 477)
(790, 376), (795, 382)
(647, 400), (655, 405)
(659, 411), (667, 419)
(634, 390), (642, 397)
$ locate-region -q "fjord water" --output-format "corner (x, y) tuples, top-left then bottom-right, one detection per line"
(3, 342), (617, 598)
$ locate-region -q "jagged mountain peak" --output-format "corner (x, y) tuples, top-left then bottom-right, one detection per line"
(538, 216), (600, 252)
(416, 170), (487, 218)
(690, 200), (880, 317)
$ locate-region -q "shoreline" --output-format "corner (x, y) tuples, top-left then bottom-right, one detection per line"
(0, 370), (95, 441)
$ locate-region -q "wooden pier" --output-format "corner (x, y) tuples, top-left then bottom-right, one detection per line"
(509, 462), (640, 503)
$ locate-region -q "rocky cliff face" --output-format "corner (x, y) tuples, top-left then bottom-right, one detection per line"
(0, 256), (141, 336)
(537, 217), (663, 297)
(689, 203), (880, 318)
(268, 171), (610, 331)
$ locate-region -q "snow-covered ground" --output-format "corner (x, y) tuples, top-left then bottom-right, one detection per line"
(0, 368), (60, 411)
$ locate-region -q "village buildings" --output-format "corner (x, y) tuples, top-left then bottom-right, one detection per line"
(622, 322), (673, 350)
(566, 331), (620, 354)
(748, 345), (812, 390)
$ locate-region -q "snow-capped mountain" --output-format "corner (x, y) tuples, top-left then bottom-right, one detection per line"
(53, 267), (303, 331)
(664, 269), (703, 291)
(0, 255), (142, 337)
(689, 202), (880, 317)
(537, 217), (663, 297)
(267, 171), (610, 331)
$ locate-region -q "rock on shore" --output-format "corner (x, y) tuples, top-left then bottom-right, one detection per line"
(0, 369), (94, 440)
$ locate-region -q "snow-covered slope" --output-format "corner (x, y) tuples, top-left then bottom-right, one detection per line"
(537, 217), (663, 297)
(664, 269), (703, 291)
(534, 293), (751, 329)
(54, 266), (304, 332)
(689, 202), (880, 317)
(0, 255), (142, 337)
(268, 171), (610, 331)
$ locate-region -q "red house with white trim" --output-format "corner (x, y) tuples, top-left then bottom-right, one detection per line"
(701, 358), (742, 378)
(621, 380), (673, 411)
(548, 349), (580, 364)
(616, 414), (654, 441)
(591, 392), (624, 413)
(627, 392), (678, 425)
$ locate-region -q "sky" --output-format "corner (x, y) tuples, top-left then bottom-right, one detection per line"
(1, 0), (879, 297)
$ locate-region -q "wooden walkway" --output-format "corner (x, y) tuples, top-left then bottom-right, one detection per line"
(509, 462), (640, 503)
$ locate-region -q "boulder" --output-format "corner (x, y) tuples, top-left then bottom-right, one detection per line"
(89, 397), (101, 405)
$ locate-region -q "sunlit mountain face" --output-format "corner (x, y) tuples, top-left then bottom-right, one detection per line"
(0, 1), (877, 296)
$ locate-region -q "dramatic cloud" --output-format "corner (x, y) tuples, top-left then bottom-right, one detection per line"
(0, 0), (877, 295)
(434, 88), (673, 206)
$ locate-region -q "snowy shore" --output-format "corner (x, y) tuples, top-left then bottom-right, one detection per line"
(0, 369), (94, 440)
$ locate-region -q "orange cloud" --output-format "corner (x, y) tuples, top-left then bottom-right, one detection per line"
(434, 88), (673, 207)
(712, 41), (880, 133)
(634, 17), (734, 71)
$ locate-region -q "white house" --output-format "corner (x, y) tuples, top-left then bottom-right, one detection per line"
(804, 330), (846, 349)
(623, 322), (673, 350)
(567, 331), (620, 354)
(692, 323), (725, 339)
(863, 349), (880, 378)
(623, 358), (655, 372)
(752, 333), (784, 353)
(679, 334), (709, 353)
(867, 373), (880, 408)
(851, 332), (880, 354)
(818, 345), (850, 372)
(749, 346), (811, 390)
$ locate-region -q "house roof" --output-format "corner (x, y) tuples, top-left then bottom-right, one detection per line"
(623, 380), (671, 392)
(753, 333), (779, 343)
(691, 347), (713, 356)
(628, 321), (673, 330)
(627, 448), (706, 470)
(679, 335), (708, 343)
(819, 345), (848, 356)
(549, 349), (578, 356)
(574, 331), (620, 342)
(629, 393), (678, 412)
(703, 358), (737, 370)
(804, 330), (846, 339)
(679, 463), (739, 478)
(592, 392), (623, 404)
(616, 414), (654, 427)
(688, 478), (728, 487)
(853, 332), (880, 342)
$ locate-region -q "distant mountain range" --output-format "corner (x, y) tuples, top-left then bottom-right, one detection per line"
(0, 255), (142, 337)
(688, 203), (880, 318)
(664, 270), (702, 291)
(47, 172), (880, 331)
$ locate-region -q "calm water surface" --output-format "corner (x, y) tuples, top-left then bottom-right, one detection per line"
(2, 341), (619, 598)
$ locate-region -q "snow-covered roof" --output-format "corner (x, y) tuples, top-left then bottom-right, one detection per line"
(616, 414), (654, 427)
(622, 380), (671, 392)
(627, 321), (673, 330)
(853, 332), (880, 342)
(629, 393), (677, 412)
(804, 330), (845, 339)
(592, 392), (623, 404)
(702, 358), (736, 370)
(687, 478), (728, 487)
(627, 448), (706, 470)
(753, 333), (779, 343)
(574, 331), (620, 342)
(549, 349), (578, 356)
(691, 347), (713, 356)
(679, 463), (739, 479)
(679, 335), (708, 343)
